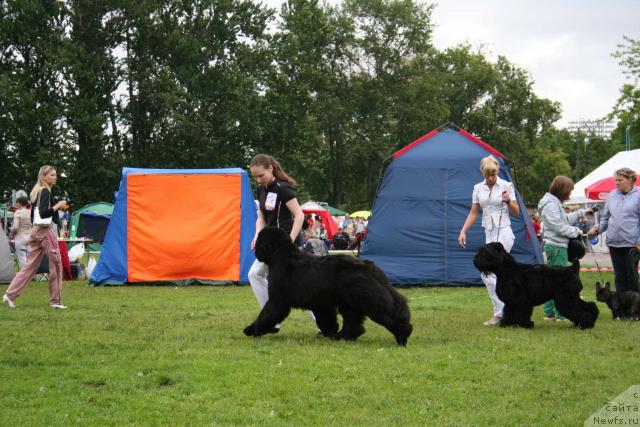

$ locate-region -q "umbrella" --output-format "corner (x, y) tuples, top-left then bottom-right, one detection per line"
(323, 204), (348, 216)
(350, 210), (371, 219)
(584, 177), (639, 200)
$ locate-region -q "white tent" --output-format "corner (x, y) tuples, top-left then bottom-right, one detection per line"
(567, 149), (640, 205)
(0, 231), (16, 283)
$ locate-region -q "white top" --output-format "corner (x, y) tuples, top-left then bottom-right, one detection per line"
(472, 177), (516, 231)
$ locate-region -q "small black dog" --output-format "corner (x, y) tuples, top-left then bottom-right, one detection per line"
(595, 282), (640, 320)
(244, 227), (413, 346)
(474, 242), (599, 329)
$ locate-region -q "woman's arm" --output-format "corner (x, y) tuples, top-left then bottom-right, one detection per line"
(458, 203), (480, 248)
(542, 204), (580, 238)
(251, 210), (265, 250)
(286, 198), (305, 242)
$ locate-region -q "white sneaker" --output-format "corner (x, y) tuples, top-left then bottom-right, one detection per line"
(3, 294), (16, 309)
(50, 304), (68, 309)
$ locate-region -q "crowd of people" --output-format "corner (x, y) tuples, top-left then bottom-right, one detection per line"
(2, 157), (638, 322)
(459, 158), (639, 326)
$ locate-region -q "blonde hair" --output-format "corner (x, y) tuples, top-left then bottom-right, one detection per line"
(30, 165), (55, 202)
(479, 155), (499, 176)
(615, 168), (637, 184)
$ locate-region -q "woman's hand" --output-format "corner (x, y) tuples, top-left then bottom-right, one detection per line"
(251, 237), (257, 251)
(587, 225), (599, 237)
(458, 231), (467, 248)
(501, 191), (511, 203)
(53, 200), (68, 211)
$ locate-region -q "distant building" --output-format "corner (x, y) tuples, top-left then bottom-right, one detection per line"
(567, 119), (616, 138)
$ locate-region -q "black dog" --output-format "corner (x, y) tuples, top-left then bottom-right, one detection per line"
(595, 282), (640, 320)
(243, 227), (413, 346)
(473, 242), (599, 329)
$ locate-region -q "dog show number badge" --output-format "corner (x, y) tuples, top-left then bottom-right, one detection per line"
(265, 192), (277, 211)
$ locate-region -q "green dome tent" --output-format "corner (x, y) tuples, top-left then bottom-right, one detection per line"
(70, 202), (114, 251)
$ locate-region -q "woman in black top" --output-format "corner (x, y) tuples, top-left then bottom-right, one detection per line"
(3, 165), (69, 309)
(248, 154), (305, 333)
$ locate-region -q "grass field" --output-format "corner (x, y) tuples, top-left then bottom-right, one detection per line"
(1, 272), (639, 426)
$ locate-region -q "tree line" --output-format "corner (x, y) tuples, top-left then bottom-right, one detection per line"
(1, 0), (638, 210)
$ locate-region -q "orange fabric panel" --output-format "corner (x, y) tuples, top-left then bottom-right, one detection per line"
(127, 174), (241, 282)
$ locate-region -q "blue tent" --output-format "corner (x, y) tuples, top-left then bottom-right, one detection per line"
(359, 127), (543, 285)
(90, 168), (257, 285)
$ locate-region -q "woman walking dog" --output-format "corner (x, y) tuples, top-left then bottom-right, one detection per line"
(458, 155), (520, 325)
(3, 165), (69, 309)
(248, 155), (305, 333)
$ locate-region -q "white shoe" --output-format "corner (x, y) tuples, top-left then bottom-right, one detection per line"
(50, 304), (68, 309)
(3, 294), (16, 309)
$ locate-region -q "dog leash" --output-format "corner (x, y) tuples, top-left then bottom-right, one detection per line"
(586, 237), (607, 283)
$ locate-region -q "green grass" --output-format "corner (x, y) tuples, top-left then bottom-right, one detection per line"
(1, 273), (638, 426)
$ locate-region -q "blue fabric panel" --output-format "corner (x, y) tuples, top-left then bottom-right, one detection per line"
(90, 173), (129, 284)
(239, 172), (257, 283)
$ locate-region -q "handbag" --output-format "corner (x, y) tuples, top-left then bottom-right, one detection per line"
(567, 236), (586, 261)
(33, 191), (52, 228)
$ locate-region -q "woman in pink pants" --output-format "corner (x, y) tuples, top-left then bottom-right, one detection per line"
(3, 165), (69, 309)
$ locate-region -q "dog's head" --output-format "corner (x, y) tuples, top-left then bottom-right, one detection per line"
(255, 227), (297, 264)
(473, 242), (514, 274)
(595, 281), (613, 302)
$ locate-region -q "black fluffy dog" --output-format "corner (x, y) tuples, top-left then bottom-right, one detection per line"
(595, 282), (640, 320)
(243, 227), (413, 346)
(473, 242), (599, 329)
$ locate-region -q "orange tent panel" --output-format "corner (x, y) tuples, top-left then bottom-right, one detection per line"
(127, 173), (241, 282)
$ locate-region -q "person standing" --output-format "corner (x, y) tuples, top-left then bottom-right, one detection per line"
(588, 168), (640, 293)
(458, 155), (520, 325)
(9, 196), (33, 269)
(538, 175), (592, 321)
(248, 155), (305, 333)
(3, 165), (69, 309)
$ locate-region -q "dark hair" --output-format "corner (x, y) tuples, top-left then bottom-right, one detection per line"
(250, 154), (297, 188)
(549, 175), (574, 201)
(615, 168), (637, 183)
(16, 196), (29, 207)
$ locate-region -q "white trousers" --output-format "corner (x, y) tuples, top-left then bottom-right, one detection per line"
(248, 259), (315, 326)
(481, 226), (515, 317)
(248, 260), (281, 329)
(14, 234), (31, 270)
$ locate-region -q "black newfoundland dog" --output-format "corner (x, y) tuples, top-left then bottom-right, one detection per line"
(243, 227), (413, 346)
(474, 242), (598, 329)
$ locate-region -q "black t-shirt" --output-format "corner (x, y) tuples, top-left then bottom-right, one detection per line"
(31, 188), (60, 226)
(258, 180), (297, 234)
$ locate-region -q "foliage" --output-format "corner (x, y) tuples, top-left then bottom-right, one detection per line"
(0, 0), (631, 208)
(611, 36), (640, 153)
(0, 274), (638, 425)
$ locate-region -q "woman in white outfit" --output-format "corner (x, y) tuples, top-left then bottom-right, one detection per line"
(458, 155), (520, 325)
(10, 196), (33, 269)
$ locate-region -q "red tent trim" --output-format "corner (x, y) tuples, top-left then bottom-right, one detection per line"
(458, 129), (505, 159)
(392, 129), (439, 159)
(392, 127), (506, 160)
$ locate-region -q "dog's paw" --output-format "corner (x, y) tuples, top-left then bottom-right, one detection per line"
(243, 325), (256, 336)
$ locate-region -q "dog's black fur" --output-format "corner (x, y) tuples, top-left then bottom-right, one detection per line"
(243, 227), (413, 346)
(473, 242), (599, 329)
(595, 281), (640, 320)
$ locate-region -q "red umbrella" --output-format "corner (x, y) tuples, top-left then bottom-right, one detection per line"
(585, 176), (639, 200)
(584, 177), (616, 200)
